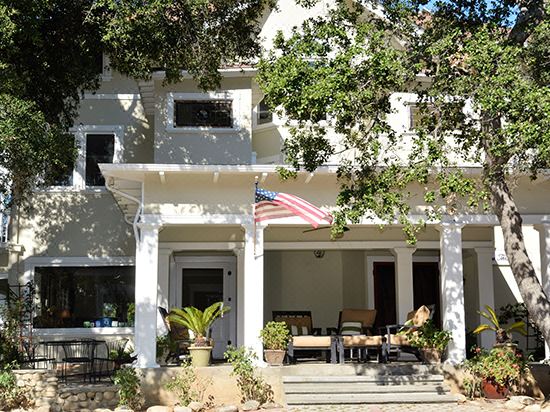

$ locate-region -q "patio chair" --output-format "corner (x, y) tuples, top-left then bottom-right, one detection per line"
(21, 341), (55, 369)
(60, 340), (97, 382)
(383, 305), (431, 361)
(92, 338), (132, 382)
(272, 311), (336, 364)
(335, 309), (387, 363)
(158, 306), (192, 364)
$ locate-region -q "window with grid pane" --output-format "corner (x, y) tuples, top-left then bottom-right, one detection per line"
(86, 134), (114, 186)
(175, 100), (232, 128)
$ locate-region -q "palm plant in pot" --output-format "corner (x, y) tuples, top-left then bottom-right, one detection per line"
(260, 321), (290, 366)
(403, 320), (452, 364)
(473, 305), (527, 346)
(167, 302), (229, 367)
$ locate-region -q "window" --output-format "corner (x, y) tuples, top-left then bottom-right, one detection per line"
(257, 99), (273, 125)
(52, 126), (122, 190)
(34, 266), (134, 328)
(409, 104), (436, 130)
(175, 100), (233, 128)
(85, 134), (115, 186)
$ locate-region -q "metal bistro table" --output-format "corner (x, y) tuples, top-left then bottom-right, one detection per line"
(41, 339), (105, 383)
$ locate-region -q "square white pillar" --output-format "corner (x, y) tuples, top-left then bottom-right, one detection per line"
(439, 222), (466, 364)
(475, 247), (496, 349)
(134, 222), (161, 368)
(392, 247), (416, 324)
(157, 248), (172, 334)
(241, 223), (265, 363)
(538, 220), (550, 359)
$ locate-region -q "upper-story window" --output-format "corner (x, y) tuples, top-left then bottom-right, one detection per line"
(166, 92), (240, 133)
(52, 126), (123, 190)
(409, 104), (436, 130)
(175, 100), (233, 128)
(257, 99), (273, 125)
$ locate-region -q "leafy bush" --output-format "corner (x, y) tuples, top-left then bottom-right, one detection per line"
(224, 346), (273, 405)
(164, 360), (214, 409)
(463, 346), (529, 397)
(0, 367), (30, 410)
(113, 366), (144, 411)
(260, 321), (290, 351)
(404, 320), (452, 352)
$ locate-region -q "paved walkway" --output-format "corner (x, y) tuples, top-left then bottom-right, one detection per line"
(290, 400), (509, 411)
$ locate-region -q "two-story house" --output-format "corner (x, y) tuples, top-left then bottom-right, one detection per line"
(1, 0), (549, 369)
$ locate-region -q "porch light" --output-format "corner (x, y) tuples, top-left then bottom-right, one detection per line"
(313, 250), (325, 259)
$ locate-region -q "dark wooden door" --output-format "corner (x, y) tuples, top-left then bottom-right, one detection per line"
(413, 262), (441, 327)
(373, 262), (397, 328)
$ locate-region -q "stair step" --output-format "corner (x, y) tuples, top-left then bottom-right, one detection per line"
(285, 392), (458, 405)
(284, 383), (450, 394)
(282, 374), (445, 384)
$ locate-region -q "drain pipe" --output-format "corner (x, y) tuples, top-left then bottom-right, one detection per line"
(105, 178), (143, 243)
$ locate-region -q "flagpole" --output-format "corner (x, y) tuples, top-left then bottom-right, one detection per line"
(253, 176), (258, 255)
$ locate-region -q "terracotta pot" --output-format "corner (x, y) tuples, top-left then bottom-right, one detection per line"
(188, 346), (212, 367)
(482, 379), (509, 399)
(264, 349), (286, 366)
(420, 348), (442, 364)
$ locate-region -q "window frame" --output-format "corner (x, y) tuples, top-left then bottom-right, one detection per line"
(47, 125), (123, 191)
(166, 92), (240, 133)
(24, 256), (135, 335)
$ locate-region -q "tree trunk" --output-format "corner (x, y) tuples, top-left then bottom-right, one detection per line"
(486, 171), (550, 347)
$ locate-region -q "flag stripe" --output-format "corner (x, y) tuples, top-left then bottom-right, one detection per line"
(276, 193), (327, 220)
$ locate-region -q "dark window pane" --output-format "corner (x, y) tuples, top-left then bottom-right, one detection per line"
(257, 99), (273, 125)
(34, 266), (134, 328)
(86, 134), (114, 186)
(175, 100), (232, 128)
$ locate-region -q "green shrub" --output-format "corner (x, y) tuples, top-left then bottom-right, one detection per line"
(113, 366), (144, 411)
(224, 346), (273, 405)
(164, 360), (214, 409)
(260, 321), (290, 350)
(0, 367), (30, 410)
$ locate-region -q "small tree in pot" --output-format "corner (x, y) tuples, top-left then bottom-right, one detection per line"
(260, 321), (290, 366)
(168, 302), (229, 367)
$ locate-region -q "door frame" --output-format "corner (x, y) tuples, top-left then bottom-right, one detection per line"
(171, 256), (237, 355)
(365, 255), (440, 309)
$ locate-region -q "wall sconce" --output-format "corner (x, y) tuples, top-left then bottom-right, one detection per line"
(313, 250), (325, 259)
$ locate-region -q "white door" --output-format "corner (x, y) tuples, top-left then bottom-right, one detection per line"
(173, 256), (237, 359)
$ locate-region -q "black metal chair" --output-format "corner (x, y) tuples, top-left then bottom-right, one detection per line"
(92, 338), (131, 382)
(60, 340), (97, 382)
(158, 306), (192, 364)
(21, 341), (55, 369)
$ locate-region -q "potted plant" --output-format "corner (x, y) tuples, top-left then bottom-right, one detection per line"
(464, 346), (528, 399)
(473, 305), (527, 346)
(260, 321), (290, 366)
(403, 320), (452, 364)
(167, 302), (229, 367)
(109, 345), (137, 370)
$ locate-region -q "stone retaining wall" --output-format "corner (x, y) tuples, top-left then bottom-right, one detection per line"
(13, 370), (119, 412)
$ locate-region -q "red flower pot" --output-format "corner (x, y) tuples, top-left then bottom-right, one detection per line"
(482, 379), (509, 399)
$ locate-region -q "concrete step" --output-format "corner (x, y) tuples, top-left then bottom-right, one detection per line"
(285, 383), (449, 394)
(282, 374), (445, 384)
(285, 392), (459, 405)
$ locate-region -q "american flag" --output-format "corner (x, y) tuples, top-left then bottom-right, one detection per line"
(254, 187), (333, 228)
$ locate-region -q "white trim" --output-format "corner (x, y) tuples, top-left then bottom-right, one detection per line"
(152, 67), (257, 80)
(33, 327), (134, 337)
(264, 241), (492, 250)
(166, 92), (241, 133)
(160, 242), (244, 251)
(100, 54), (112, 82)
(83, 93), (140, 100)
(0, 272), (8, 280)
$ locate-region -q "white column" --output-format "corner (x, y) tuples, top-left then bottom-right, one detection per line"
(134, 223), (161, 368)
(241, 223), (265, 363)
(157, 248), (172, 334)
(439, 222), (466, 364)
(234, 247), (245, 347)
(538, 219), (550, 359)
(392, 247), (416, 324)
(475, 247), (496, 349)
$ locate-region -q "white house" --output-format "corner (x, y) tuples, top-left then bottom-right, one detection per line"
(0, 0), (549, 369)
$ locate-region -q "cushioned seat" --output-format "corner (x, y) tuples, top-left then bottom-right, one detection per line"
(383, 305), (432, 361)
(292, 335), (332, 348)
(342, 335), (384, 347)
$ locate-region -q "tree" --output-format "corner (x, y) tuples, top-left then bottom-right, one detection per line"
(257, 0), (550, 346)
(0, 0), (273, 208)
